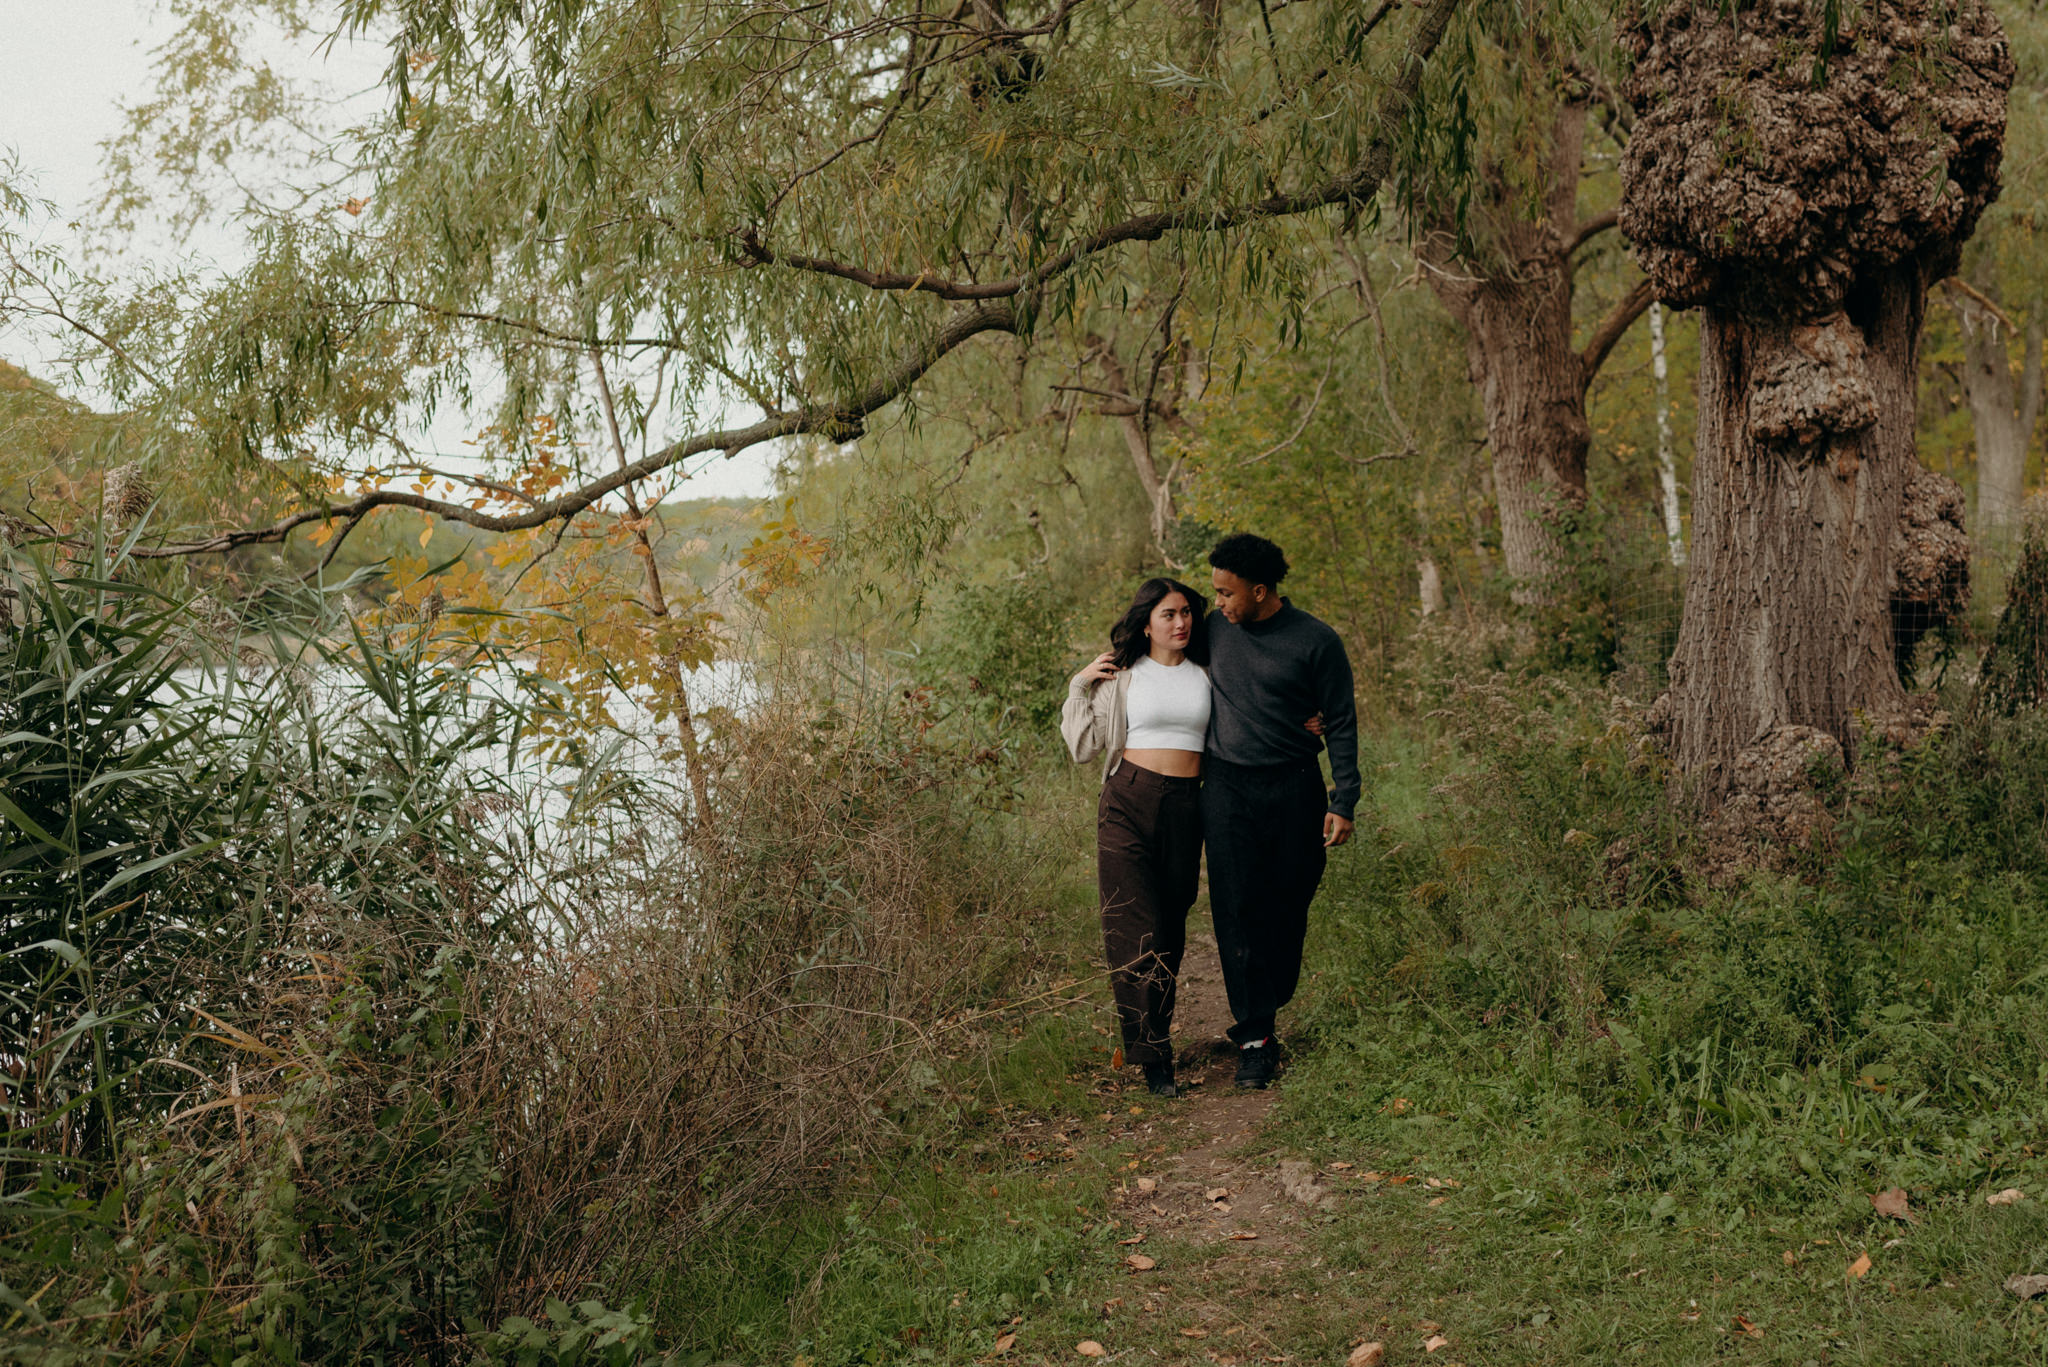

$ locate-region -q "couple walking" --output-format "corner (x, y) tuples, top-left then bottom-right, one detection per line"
(1060, 533), (1359, 1096)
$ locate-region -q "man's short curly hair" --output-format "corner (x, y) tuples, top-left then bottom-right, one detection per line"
(1207, 532), (1289, 591)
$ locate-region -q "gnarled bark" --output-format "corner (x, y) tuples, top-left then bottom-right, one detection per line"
(1620, 0), (2012, 796)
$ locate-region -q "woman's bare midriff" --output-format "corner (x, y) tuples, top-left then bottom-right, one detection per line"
(1121, 748), (1202, 779)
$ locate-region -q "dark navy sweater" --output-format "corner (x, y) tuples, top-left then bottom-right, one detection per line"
(1204, 602), (1361, 818)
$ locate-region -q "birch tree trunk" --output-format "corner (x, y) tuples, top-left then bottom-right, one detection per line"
(1649, 301), (1687, 566)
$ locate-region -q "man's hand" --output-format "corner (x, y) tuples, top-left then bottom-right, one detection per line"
(1323, 812), (1354, 848)
(1079, 651), (1119, 683)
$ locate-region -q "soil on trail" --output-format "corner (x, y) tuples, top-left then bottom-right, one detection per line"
(1082, 919), (1381, 1366)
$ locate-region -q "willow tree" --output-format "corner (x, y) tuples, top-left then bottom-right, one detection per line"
(1619, 0), (2013, 793)
(17, 0), (1467, 589)
(1409, 16), (1654, 604)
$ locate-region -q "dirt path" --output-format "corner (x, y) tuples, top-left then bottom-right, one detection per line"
(1080, 919), (1388, 1366)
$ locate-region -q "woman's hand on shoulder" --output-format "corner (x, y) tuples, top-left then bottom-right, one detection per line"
(1078, 652), (1120, 684)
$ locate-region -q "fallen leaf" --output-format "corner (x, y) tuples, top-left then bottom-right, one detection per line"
(1423, 1334), (1450, 1353)
(1425, 1177), (1444, 1189)
(1871, 1188), (1917, 1222)
(1119, 1234), (1145, 1246)
(993, 1333), (1017, 1354)
(1389, 1098), (1412, 1114)
(2006, 1274), (2048, 1300)
(1227, 1231), (1260, 1240)
(1362, 1171), (1387, 1182)
(1077, 1341), (1106, 1358)
(1128, 1106), (1144, 1116)
(1214, 1201), (1234, 1214)
(1104, 1299), (1124, 1311)
(1387, 1175), (1414, 1186)
(1427, 1196), (1447, 1207)
(1125, 1255), (1156, 1271)
(1732, 1315), (1762, 1340)
(1180, 1327), (1209, 1339)
(1415, 1321), (1441, 1334)
(1988, 1188), (2027, 1206)
(1330, 1162), (1356, 1172)
(1206, 1187), (1231, 1201)
(1782, 1250), (1798, 1266)
(1847, 1252), (1873, 1280)
(1112, 1048), (1125, 1069)
(1149, 1204), (1167, 1216)
(1346, 1343), (1385, 1367)
(1136, 1178), (1158, 1194)
(1883, 1238), (1906, 1250)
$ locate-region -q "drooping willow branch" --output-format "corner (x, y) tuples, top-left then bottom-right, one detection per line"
(121, 0), (1463, 560)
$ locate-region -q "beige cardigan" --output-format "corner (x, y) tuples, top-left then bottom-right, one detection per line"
(1060, 666), (1132, 779)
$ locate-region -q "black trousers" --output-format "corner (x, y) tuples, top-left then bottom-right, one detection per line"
(1096, 762), (1203, 1066)
(1202, 756), (1328, 1045)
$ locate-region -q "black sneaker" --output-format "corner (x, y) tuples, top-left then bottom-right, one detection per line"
(1141, 1060), (1178, 1098)
(1234, 1038), (1278, 1090)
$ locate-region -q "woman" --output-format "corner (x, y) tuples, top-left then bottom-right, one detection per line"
(1061, 578), (1212, 1097)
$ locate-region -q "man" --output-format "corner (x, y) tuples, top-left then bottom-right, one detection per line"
(1203, 532), (1359, 1089)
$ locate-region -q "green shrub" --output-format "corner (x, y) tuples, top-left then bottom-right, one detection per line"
(913, 578), (1076, 730)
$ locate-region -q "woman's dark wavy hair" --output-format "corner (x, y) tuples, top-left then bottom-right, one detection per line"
(1108, 577), (1210, 669)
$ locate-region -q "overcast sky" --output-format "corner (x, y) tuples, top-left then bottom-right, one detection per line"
(0, 0), (778, 500)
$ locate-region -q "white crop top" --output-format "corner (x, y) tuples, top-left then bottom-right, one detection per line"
(1123, 656), (1211, 752)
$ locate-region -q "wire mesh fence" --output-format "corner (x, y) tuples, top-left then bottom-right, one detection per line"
(1596, 509), (2032, 705)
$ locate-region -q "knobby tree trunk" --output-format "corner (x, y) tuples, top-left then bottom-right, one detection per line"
(1950, 281), (2043, 537)
(1621, 0), (2012, 797)
(1666, 293), (1924, 784)
(1423, 96), (1652, 605)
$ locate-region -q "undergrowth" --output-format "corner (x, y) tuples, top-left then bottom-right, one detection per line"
(0, 549), (1080, 1365)
(1275, 670), (2048, 1358)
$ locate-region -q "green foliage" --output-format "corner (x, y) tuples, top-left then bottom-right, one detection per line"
(913, 578), (1077, 730)
(472, 1300), (667, 1367)
(1283, 676), (2048, 1231)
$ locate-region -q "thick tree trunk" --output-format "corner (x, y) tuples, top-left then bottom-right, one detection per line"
(1666, 280), (1927, 787)
(1619, 0), (2011, 802)
(1422, 97), (1649, 606)
(1436, 250), (1591, 605)
(1955, 290), (2042, 536)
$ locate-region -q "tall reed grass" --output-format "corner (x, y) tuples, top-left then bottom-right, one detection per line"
(1, 549), (1056, 1363)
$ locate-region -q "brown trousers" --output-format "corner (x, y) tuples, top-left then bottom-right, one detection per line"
(1096, 762), (1203, 1066)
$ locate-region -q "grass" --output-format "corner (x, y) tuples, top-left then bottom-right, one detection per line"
(636, 681), (2048, 1365)
(1266, 680), (2048, 1364)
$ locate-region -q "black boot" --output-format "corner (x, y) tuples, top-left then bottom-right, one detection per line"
(1234, 1037), (1278, 1090)
(1141, 1060), (1178, 1098)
